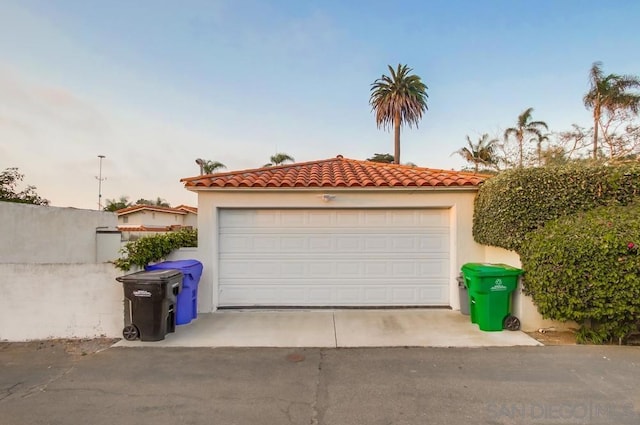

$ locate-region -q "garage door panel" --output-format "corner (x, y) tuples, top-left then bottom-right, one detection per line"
(220, 258), (448, 279)
(218, 209), (451, 306)
(221, 233), (448, 254)
(219, 281), (449, 306)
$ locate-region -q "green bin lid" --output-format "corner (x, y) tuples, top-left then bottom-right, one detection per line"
(461, 263), (522, 277)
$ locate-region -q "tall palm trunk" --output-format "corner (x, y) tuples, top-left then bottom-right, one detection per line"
(394, 112), (401, 164)
(537, 141), (542, 166)
(593, 106), (600, 160)
(518, 133), (524, 167)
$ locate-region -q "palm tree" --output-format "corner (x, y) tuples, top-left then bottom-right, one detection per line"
(264, 153), (295, 167)
(104, 196), (131, 212)
(454, 134), (498, 173)
(584, 61), (640, 160)
(370, 64), (428, 164)
(504, 107), (548, 167)
(529, 133), (550, 166)
(202, 160), (226, 174)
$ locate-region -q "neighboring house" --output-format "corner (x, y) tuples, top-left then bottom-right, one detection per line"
(116, 204), (197, 241)
(181, 155), (487, 313)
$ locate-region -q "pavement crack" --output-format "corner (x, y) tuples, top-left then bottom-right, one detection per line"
(20, 366), (75, 399)
(310, 349), (328, 425)
(0, 382), (23, 402)
(332, 313), (337, 348)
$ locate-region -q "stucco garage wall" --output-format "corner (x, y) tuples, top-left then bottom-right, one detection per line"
(194, 189), (485, 313)
(483, 245), (577, 332)
(0, 263), (122, 340)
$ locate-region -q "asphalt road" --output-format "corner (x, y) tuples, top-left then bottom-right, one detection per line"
(1, 343), (639, 425)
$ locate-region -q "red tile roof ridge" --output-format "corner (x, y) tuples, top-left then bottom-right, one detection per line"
(116, 204), (189, 215)
(181, 156), (490, 189)
(180, 157), (344, 182)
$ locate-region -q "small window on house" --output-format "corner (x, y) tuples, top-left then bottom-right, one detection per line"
(152, 212), (156, 219)
(123, 216), (128, 224)
(175, 215), (178, 221)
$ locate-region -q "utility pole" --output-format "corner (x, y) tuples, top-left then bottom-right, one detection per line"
(96, 155), (106, 210)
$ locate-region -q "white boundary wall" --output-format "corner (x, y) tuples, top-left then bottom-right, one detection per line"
(0, 202), (119, 263)
(0, 264), (123, 340)
(0, 202), (124, 341)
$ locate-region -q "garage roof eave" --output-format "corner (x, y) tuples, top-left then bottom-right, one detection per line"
(183, 185), (481, 193)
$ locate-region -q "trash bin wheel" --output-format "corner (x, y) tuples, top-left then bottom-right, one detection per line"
(122, 325), (140, 341)
(503, 315), (521, 331)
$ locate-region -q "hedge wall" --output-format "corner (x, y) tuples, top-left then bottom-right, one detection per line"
(519, 204), (640, 343)
(473, 164), (640, 252)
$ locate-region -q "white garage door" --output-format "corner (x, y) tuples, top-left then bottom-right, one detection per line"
(218, 209), (450, 307)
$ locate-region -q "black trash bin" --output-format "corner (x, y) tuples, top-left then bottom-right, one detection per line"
(116, 269), (183, 341)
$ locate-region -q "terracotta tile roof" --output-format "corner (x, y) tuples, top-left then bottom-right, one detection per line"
(117, 224), (190, 232)
(175, 205), (198, 214)
(116, 204), (196, 216)
(181, 156), (487, 189)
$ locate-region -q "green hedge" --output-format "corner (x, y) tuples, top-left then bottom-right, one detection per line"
(519, 204), (640, 343)
(113, 228), (197, 272)
(473, 164), (640, 252)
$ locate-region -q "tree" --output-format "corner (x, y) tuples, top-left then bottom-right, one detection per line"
(504, 107), (548, 167)
(453, 134), (498, 173)
(202, 160), (226, 174)
(529, 132), (550, 166)
(366, 153), (395, 163)
(0, 168), (49, 205)
(104, 196), (131, 212)
(370, 64), (428, 164)
(264, 153), (295, 167)
(584, 61), (640, 160)
(135, 197), (170, 207)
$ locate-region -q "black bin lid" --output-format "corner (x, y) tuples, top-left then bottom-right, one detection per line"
(116, 269), (183, 284)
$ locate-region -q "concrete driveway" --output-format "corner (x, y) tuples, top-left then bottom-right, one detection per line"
(114, 309), (540, 348)
(1, 342), (638, 425)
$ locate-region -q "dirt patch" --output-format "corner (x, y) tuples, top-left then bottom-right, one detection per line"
(0, 338), (119, 357)
(526, 329), (577, 345)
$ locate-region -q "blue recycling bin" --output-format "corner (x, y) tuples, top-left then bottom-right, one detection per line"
(146, 260), (203, 325)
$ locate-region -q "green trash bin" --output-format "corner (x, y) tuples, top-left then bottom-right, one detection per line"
(461, 263), (523, 331)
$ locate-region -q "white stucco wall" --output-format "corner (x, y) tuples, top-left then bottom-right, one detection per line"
(183, 212), (198, 228)
(0, 202), (124, 340)
(166, 247), (203, 262)
(483, 245), (578, 332)
(0, 202), (118, 264)
(193, 188), (485, 313)
(0, 263), (123, 341)
(119, 210), (185, 226)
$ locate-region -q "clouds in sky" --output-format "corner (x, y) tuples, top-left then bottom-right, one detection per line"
(1, 1), (639, 209)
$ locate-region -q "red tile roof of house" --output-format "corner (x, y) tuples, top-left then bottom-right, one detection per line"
(117, 224), (191, 232)
(116, 204), (196, 216)
(175, 205), (198, 214)
(181, 156), (488, 189)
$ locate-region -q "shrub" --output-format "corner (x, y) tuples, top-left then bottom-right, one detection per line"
(113, 228), (197, 272)
(519, 204), (640, 343)
(473, 164), (640, 252)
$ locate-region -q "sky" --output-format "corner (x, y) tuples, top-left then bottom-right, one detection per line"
(1, 0), (639, 210)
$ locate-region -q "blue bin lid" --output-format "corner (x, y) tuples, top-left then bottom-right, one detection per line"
(146, 260), (203, 280)
(147, 259), (202, 269)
